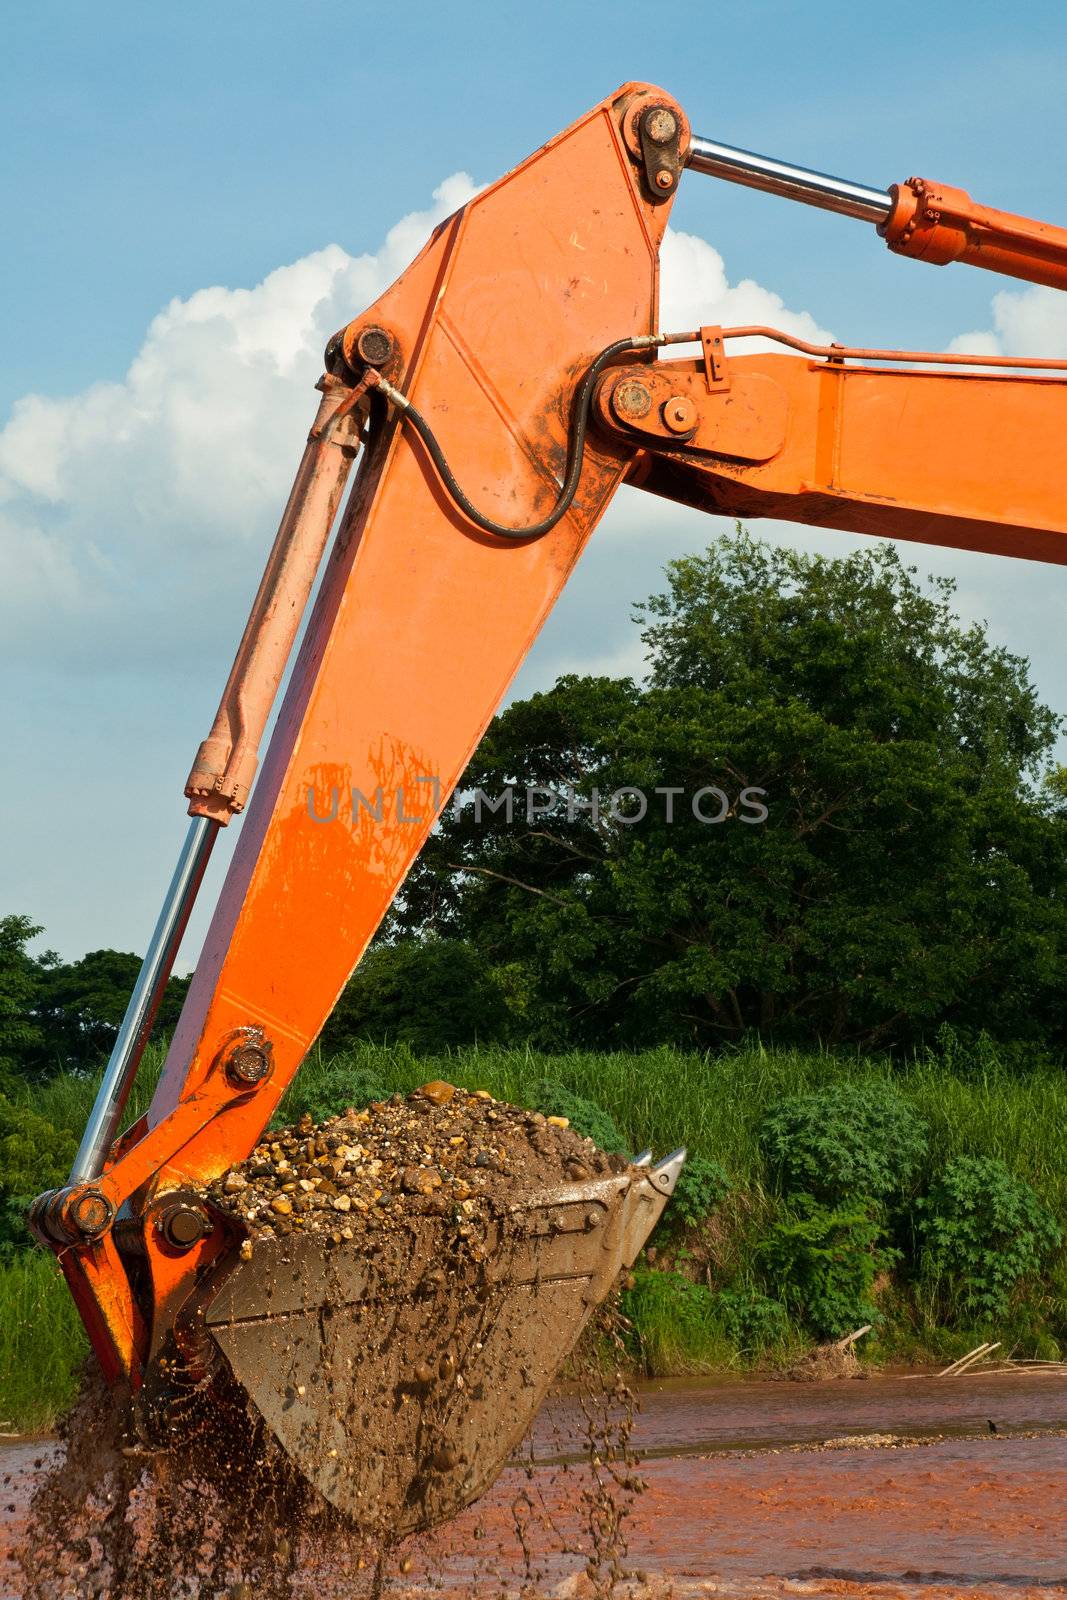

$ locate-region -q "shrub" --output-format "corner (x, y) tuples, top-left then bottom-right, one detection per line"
(759, 1082), (928, 1203)
(758, 1195), (896, 1339)
(665, 1154), (730, 1230)
(278, 1062), (392, 1126)
(528, 1079), (629, 1155)
(621, 1268), (724, 1373)
(714, 1287), (789, 1354)
(917, 1155), (1062, 1322)
(0, 1093), (77, 1255)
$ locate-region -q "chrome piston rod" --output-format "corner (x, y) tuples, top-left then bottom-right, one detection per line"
(69, 814), (218, 1184)
(687, 133), (892, 224)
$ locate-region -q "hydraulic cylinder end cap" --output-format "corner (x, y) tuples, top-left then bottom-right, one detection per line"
(42, 1186), (115, 1242)
(354, 325), (396, 368)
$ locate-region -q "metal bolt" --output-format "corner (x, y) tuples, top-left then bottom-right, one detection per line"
(69, 1189), (114, 1239)
(654, 169), (675, 191)
(662, 395), (697, 434)
(227, 1044), (270, 1085)
(643, 108), (678, 146)
(611, 378), (652, 422)
(218, 1029), (273, 1088)
(159, 1205), (210, 1250)
(355, 325), (395, 368)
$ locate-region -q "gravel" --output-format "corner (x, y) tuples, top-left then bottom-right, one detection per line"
(204, 1080), (629, 1244)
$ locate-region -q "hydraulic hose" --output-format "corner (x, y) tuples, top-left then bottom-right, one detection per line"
(367, 334), (663, 541)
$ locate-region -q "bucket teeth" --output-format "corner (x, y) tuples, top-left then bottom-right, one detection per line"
(649, 1146), (686, 1193)
(633, 1149), (653, 1166)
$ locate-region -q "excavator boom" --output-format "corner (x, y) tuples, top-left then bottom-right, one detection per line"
(30, 82), (1067, 1534)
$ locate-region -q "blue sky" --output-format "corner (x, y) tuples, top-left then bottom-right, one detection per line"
(4, 1), (1067, 961)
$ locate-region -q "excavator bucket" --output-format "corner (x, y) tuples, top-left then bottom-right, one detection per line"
(176, 1152), (683, 1535)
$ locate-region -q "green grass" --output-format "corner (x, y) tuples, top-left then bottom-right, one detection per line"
(2, 1037), (1064, 1429)
(0, 1249), (87, 1433)
(280, 1038), (1067, 1218)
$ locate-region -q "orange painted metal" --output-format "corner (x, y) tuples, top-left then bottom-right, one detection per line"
(185, 375), (364, 823)
(882, 177), (1067, 291)
(55, 1235), (146, 1385)
(594, 362), (788, 461)
(148, 81), (677, 1144)
(626, 331), (1067, 564)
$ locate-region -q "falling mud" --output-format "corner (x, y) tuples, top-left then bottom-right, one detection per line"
(7, 1311), (641, 1600)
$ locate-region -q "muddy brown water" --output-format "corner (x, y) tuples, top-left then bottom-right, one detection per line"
(3, 1372), (1065, 1598)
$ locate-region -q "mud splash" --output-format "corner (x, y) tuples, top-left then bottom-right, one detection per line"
(8, 1306), (641, 1599)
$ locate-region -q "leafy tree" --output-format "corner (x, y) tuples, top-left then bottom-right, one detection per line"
(33, 948), (190, 1073)
(0, 916), (45, 1087)
(396, 531), (1067, 1053)
(322, 939), (512, 1055)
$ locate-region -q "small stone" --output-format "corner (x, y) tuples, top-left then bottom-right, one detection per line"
(472, 1089), (493, 1101)
(270, 1197), (293, 1216)
(566, 1161), (590, 1181)
(239, 1239), (254, 1261)
(401, 1165), (442, 1195)
(546, 1115), (570, 1129)
(331, 1194), (352, 1212)
(222, 1172), (248, 1194)
(416, 1079), (456, 1106)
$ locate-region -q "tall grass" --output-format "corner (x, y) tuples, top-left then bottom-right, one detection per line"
(22, 1037), (1064, 1217)
(281, 1039), (1067, 1216)
(0, 1250), (87, 1433)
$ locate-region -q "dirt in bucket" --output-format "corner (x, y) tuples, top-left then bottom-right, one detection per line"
(11, 1084), (648, 1599)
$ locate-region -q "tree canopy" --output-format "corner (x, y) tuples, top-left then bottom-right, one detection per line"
(382, 530), (1066, 1055)
(0, 915), (189, 1082)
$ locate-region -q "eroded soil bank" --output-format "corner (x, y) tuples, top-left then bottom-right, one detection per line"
(3, 1373), (1065, 1599)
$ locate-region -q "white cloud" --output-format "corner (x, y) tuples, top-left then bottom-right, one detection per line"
(660, 226), (832, 347)
(947, 281), (1067, 357)
(0, 174), (478, 669)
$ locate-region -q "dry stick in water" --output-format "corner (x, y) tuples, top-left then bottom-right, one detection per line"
(938, 1341), (1000, 1377)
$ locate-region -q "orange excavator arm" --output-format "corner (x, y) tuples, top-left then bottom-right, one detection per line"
(31, 85), (1067, 1417)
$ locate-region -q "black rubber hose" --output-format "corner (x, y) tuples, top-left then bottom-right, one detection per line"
(375, 336), (651, 541)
